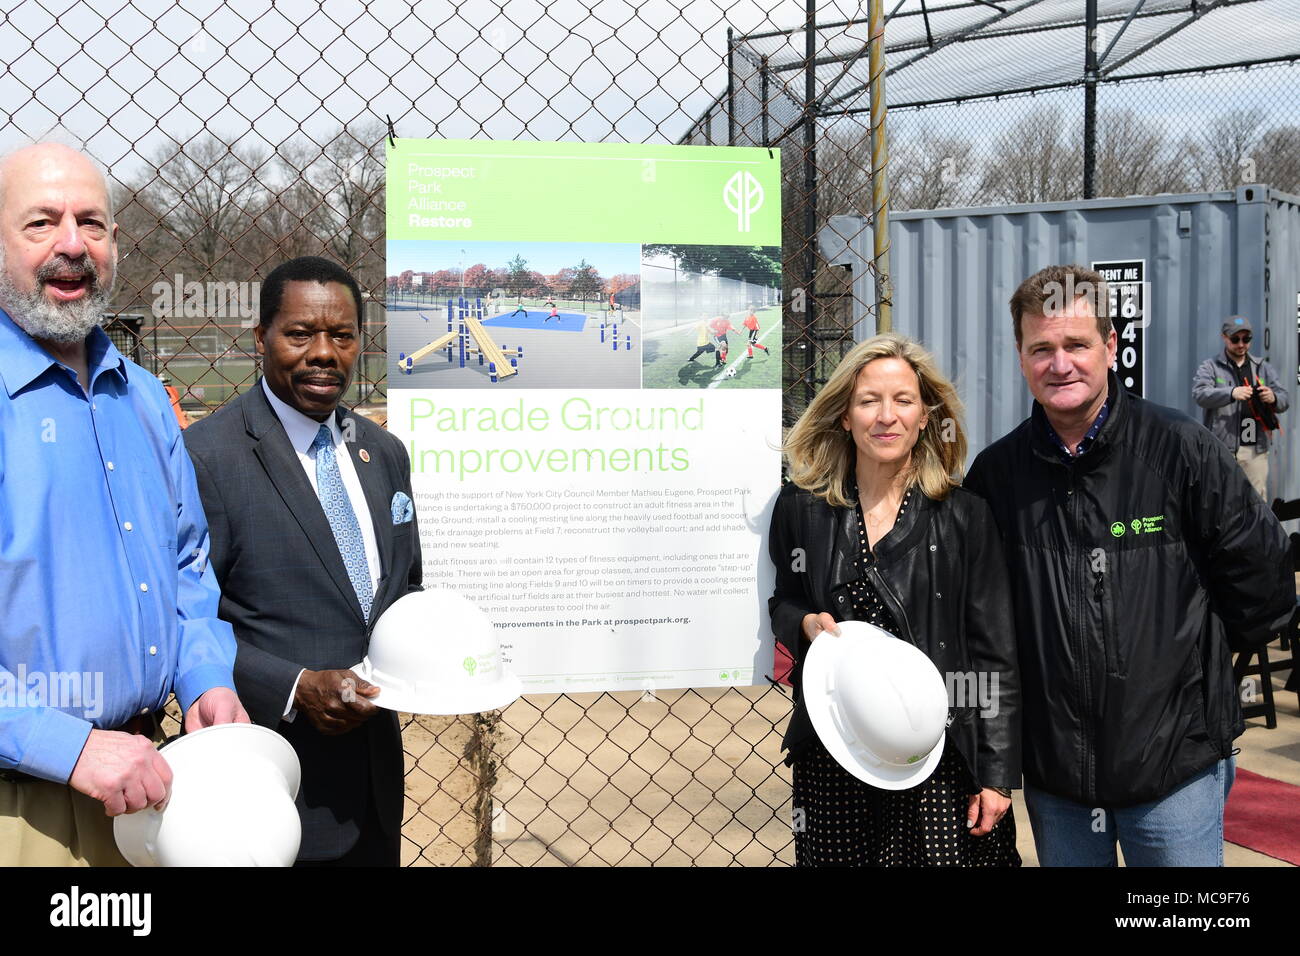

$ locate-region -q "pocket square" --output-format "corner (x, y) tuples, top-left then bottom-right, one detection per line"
(391, 491), (414, 525)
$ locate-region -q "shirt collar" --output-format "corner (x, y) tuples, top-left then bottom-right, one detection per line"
(1224, 348), (1253, 371)
(261, 377), (341, 454)
(0, 308), (127, 397)
(1042, 397), (1111, 460)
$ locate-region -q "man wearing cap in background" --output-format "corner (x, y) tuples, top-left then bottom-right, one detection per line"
(0, 140), (246, 865)
(1193, 315), (1289, 499)
(184, 255), (422, 867)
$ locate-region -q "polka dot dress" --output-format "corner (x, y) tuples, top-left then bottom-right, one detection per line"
(791, 488), (1020, 867)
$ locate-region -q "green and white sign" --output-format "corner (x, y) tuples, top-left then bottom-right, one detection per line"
(387, 139), (781, 245)
(386, 138), (782, 695)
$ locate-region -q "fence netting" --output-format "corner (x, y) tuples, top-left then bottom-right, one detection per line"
(4, 0), (1296, 864)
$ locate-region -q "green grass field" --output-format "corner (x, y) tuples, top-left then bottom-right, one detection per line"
(642, 306), (782, 390)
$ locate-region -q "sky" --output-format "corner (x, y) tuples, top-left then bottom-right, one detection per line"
(0, 0), (871, 181)
(1, 0), (1294, 185)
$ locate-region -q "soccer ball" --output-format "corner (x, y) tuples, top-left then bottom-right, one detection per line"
(725, 366), (737, 378)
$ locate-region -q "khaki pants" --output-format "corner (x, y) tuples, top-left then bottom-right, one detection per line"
(0, 778), (128, 866)
(1237, 444), (1269, 500)
(0, 721), (166, 866)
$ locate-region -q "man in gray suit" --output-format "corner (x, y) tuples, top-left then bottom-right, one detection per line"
(185, 256), (422, 866)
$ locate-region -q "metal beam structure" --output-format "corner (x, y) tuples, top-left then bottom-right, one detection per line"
(1085, 0), (1099, 198)
(820, 0), (1046, 109)
(1101, 0), (1231, 75)
(869, 0), (893, 331)
(803, 0), (819, 405)
(1096, 0), (1150, 66)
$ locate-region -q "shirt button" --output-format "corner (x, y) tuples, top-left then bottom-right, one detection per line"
(106, 461), (115, 471)
(91, 403), (97, 410)
(139, 582), (149, 592)
(929, 545), (937, 552)
(149, 646), (157, 656)
(139, 707), (149, 715)
(124, 521), (133, 531)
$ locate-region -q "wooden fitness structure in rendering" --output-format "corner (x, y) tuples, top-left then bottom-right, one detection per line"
(397, 297), (522, 383)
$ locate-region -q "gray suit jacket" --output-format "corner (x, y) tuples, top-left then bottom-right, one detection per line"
(184, 382), (422, 861)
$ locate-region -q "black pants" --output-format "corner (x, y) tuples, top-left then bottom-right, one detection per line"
(295, 794), (401, 868)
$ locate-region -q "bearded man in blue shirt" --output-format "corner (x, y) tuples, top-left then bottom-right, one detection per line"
(0, 141), (249, 865)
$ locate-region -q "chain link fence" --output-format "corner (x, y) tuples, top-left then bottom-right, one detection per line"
(3, 0), (1296, 865)
(685, 0), (1300, 424)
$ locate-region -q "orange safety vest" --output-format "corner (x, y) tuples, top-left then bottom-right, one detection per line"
(165, 384), (190, 430)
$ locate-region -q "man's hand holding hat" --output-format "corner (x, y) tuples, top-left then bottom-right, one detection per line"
(70, 731), (174, 817)
(293, 668), (381, 736)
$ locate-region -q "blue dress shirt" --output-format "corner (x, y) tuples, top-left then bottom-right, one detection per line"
(0, 309), (236, 782)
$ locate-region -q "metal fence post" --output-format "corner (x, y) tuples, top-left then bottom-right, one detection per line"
(803, 0), (818, 408)
(469, 711), (501, 867)
(1084, 0), (1099, 199)
(727, 28), (736, 147)
(868, 0), (892, 332)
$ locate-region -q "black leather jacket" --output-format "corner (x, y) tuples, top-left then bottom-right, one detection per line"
(966, 373), (1294, 806)
(768, 481), (1022, 790)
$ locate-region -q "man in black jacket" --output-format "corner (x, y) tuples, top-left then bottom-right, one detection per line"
(966, 264), (1293, 866)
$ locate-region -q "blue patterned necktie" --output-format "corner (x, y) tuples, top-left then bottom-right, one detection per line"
(312, 424), (373, 621)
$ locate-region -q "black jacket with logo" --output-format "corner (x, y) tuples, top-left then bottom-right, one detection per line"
(768, 482), (1021, 790)
(965, 373), (1293, 807)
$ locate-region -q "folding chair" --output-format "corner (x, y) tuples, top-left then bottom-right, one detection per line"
(1232, 506), (1300, 727)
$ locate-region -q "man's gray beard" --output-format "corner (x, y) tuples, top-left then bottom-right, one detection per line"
(0, 247), (113, 345)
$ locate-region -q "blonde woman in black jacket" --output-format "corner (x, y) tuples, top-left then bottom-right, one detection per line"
(769, 333), (1021, 867)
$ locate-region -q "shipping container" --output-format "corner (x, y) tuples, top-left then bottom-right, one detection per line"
(820, 186), (1300, 502)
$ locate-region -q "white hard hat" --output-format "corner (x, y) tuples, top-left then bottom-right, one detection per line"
(114, 723), (302, 867)
(802, 620), (949, 790)
(354, 589), (523, 715)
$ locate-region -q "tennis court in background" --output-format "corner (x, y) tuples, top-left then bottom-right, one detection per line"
(483, 310), (589, 332)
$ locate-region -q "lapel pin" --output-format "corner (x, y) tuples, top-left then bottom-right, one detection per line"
(359, 448), (371, 463)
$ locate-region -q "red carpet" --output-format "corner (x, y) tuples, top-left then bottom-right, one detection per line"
(774, 642), (793, 686)
(1224, 768), (1300, 865)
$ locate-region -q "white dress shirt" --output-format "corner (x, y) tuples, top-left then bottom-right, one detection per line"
(262, 378), (381, 718)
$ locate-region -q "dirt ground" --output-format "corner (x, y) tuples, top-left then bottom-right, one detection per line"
(398, 633), (1300, 867)
(400, 685), (795, 866)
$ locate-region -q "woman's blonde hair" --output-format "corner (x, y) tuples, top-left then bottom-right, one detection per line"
(783, 333), (967, 507)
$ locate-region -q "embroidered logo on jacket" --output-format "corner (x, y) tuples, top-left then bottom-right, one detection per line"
(1110, 514), (1165, 537)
